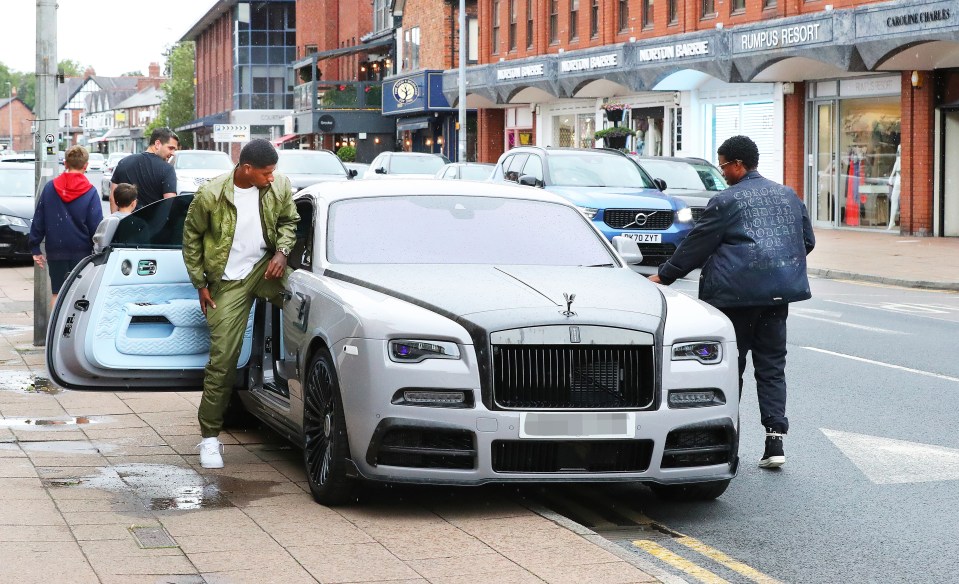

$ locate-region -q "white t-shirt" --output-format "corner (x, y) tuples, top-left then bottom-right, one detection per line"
(222, 184), (267, 281)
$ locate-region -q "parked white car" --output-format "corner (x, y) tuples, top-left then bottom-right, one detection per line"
(48, 179), (739, 505)
(364, 152), (449, 179)
(172, 150), (234, 196)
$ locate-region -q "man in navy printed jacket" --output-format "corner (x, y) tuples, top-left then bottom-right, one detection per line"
(649, 135), (815, 470)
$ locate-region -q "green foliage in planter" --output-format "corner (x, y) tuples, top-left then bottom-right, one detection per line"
(336, 145), (357, 162)
(594, 126), (637, 140)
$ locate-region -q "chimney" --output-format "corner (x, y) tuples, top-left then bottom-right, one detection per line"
(148, 62), (161, 78)
(84, 66), (96, 79)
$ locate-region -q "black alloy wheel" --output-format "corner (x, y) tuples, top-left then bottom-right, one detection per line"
(302, 349), (354, 505)
(648, 479), (731, 502)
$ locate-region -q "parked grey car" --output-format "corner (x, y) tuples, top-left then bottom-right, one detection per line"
(632, 156), (728, 223)
(276, 149), (356, 191)
(48, 179), (739, 505)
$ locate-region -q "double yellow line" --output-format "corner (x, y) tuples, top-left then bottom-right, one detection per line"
(633, 535), (781, 584)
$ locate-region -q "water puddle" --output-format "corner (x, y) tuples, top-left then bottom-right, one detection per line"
(0, 416), (93, 428)
(45, 463), (281, 511)
(0, 371), (60, 394)
(0, 325), (31, 335)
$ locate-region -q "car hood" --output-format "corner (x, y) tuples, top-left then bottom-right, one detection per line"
(544, 186), (677, 209)
(0, 196), (35, 220)
(667, 190), (716, 208)
(286, 173), (350, 189)
(328, 264), (665, 325)
(176, 169), (229, 180)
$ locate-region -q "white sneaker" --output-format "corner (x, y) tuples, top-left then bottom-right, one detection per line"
(197, 437), (224, 469)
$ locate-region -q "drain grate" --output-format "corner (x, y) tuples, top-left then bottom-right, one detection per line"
(129, 525), (179, 549)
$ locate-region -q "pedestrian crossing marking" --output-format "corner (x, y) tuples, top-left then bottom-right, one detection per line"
(633, 539), (731, 584)
(675, 536), (782, 584)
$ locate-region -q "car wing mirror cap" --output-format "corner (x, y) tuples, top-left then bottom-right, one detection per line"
(611, 235), (643, 265)
(349, 169), (358, 178)
(518, 174), (542, 188)
(653, 178), (667, 192)
(375, 167), (387, 174)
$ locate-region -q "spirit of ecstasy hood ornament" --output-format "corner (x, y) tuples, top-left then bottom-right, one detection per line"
(562, 293), (576, 317)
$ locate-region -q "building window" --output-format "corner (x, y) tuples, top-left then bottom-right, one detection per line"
(763, 0), (776, 7)
(618, 0), (629, 32)
(730, 0), (745, 13)
(590, 0), (599, 37)
(527, 0), (535, 49)
(373, 0), (391, 32)
(642, 0), (653, 28)
(702, 0), (715, 17)
(569, 0), (579, 41)
(492, 1), (501, 53)
(468, 17), (479, 62)
(233, 0), (296, 112)
(668, 0), (677, 23)
(549, 0), (559, 43)
(509, 0), (517, 51)
(404, 26), (421, 70)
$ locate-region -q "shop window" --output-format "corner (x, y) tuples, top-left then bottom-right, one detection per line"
(590, 0), (599, 37)
(569, 0), (579, 41)
(509, 0), (517, 51)
(492, 1), (501, 53)
(702, 0), (715, 17)
(554, 116), (575, 147)
(549, 0), (559, 43)
(618, 0), (629, 31)
(837, 97), (901, 228)
(668, 0), (678, 23)
(527, 0), (535, 49)
(670, 107), (682, 155)
(642, 0), (653, 28)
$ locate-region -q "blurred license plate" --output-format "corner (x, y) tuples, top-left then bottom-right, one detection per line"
(623, 233), (661, 243)
(520, 412), (634, 439)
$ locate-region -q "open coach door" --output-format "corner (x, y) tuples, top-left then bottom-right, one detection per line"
(47, 196), (255, 390)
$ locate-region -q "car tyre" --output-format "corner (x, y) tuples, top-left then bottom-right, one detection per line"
(648, 479), (730, 502)
(303, 348), (354, 506)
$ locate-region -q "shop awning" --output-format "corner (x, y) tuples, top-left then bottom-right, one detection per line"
(396, 116), (432, 132)
(103, 128), (131, 141)
(272, 133), (299, 145)
(292, 35), (393, 67)
(176, 111), (229, 132)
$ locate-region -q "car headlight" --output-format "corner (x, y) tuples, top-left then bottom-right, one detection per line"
(389, 339), (461, 363)
(676, 207), (693, 223)
(577, 206), (599, 219)
(0, 214), (28, 228)
(672, 341), (722, 364)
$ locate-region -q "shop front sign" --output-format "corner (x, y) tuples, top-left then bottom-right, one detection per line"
(638, 40), (711, 63)
(496, 63), (546, 81)
(732, 18), (834, 54)
(559, 53), (619, 73)
(856, 1), (957, 39)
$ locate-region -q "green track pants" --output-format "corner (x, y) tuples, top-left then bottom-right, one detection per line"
(198, 256), (286, 438)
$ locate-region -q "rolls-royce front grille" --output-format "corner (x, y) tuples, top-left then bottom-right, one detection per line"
(491, 345), (655, 409)
(604, 209), (674, 230)
(492, 439), (653, 473)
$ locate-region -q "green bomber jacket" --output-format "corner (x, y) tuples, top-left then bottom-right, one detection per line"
(182, 167), (299, 289)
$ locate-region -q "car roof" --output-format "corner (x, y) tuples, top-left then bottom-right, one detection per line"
(634, 155), (713, 165)
(0, 161), (35, 169)
(176, 150), (229, 156)
(300, 177), (574, 206)
(383, 151), (445, 157)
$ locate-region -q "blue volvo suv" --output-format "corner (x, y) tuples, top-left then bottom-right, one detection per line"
(491, 147), (694, 264)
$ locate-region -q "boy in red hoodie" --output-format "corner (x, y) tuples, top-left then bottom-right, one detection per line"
(29, 145), (104, 306)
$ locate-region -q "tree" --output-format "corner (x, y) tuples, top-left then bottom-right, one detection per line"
(147, 42), (196, 149)
(58, 59), (86, 77)
(122, 70), (144, 77)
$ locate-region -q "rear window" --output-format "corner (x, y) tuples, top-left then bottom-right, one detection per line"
(111, 195), (193, 249)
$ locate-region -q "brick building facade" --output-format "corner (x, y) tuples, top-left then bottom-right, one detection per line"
(0, 97), (33, 153)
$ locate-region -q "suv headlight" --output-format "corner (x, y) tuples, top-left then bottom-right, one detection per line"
(672, 341), (722, 364)
(577, 206), (599, 219)
(389, 339), (461, 363)
(0, 214), (28, 228)
(676, 207), (693, 223)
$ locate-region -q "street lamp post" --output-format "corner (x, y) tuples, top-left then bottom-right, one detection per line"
(5, 82), (12, 152)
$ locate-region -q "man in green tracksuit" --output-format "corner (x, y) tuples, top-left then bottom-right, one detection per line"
(182, 139), (299, 469)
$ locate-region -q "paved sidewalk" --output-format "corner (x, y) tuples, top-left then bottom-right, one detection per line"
(0, 264), (666, 584)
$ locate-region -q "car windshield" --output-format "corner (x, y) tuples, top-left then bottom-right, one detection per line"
(107, 154), (129, 164)
(460, 165), (494, 180)
(328, 195), (615, 265)
(174, 152), (233, 171)
(547, 153), (656, 188)
(639, 159), (728, 193)
(277, 152), (346, 175)
(111, 195), (194, 249)
(390, 156), (446, 174)
(0, 168), (35, 196)
(88, 153), (105, 162)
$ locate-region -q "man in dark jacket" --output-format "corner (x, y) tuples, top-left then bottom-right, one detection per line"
(29, 145), (104, 306)
(649, 135), (815, 469)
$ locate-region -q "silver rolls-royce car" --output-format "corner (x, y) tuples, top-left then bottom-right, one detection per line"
(48, 179), (740, 505)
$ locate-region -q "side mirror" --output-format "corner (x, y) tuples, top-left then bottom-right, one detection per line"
(348, 169), (358, 178)
(518, 174), (542, 188)
(611, 236), (643, 265)
(653, 178), (667, 192)
(374, 167), (386, 174)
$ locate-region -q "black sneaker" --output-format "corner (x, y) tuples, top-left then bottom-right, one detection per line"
(759, 431), (785, 469)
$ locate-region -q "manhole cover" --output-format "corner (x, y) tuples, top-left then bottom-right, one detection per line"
(129, 525), (178, 549)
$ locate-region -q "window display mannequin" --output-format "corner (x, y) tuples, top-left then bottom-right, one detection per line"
(886, 144), (901, 230)
(844, 144), (866, 226)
